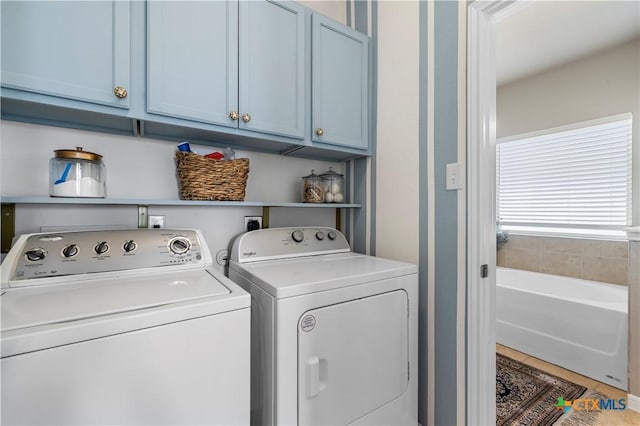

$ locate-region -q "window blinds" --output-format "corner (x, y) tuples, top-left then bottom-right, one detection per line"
(497, 114), (632, 235)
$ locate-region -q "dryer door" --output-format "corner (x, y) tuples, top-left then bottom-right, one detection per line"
(297, 290), (409, 425)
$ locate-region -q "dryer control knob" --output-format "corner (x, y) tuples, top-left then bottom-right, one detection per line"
(327, 231), (337, 240)
(315, 231), (325, 241)
(291, 230), (304, 243)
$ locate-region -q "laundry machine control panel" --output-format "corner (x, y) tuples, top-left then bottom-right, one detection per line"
(5, 228), (207, 283)
(231, 227), (350, 263)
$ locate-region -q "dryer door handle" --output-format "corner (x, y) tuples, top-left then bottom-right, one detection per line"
(305, 356), (328, 398)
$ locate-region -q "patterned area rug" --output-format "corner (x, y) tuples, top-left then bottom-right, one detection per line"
(496, 354), (588, 426)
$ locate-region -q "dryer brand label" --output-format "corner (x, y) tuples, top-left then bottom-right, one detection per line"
(301, 315), (316, 332)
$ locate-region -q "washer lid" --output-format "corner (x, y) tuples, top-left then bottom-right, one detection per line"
(1, 269), (248, 357)
(231, 252), (417, 299)
(2, 269), (230, 332)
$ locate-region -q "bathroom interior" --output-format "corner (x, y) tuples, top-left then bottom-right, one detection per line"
(492, 1), (639, 423)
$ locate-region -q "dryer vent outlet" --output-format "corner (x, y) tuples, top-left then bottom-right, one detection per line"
(244, 216), (262, 232)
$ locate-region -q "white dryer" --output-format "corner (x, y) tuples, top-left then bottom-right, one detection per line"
(229, 227), (418, 426)
(1, 228), (250, 425)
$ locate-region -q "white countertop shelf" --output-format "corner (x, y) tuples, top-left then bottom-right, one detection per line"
(0, 196), (361, 209)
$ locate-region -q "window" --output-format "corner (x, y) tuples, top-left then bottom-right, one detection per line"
(496, 114), (632, 238)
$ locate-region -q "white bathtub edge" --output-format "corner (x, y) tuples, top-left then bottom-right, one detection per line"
(628, 394), (640, 412)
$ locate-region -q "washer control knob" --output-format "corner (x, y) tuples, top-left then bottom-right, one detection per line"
(123, 240), (137, 253)
(169, 237), (191, 255)
(327, 231), (337, 240)
(62, 244), (79, 258)
(94, 241), (109, 255)
(25, 248), (46, 262)
(291, 230), (304, 243)
(315, 231), (325, 241)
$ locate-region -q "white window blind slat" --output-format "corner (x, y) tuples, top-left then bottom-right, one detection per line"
(502, 133), (629, 155)
(496, 115), (632, 236)
(500, 151), (629, 168)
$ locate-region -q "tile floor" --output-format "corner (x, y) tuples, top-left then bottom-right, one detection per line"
(497, 344), (640, 425)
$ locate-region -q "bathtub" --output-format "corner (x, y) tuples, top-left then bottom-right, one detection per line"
(496, 267), (628, 390)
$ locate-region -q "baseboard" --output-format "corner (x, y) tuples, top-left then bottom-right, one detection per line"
(628, 393), (640, 412)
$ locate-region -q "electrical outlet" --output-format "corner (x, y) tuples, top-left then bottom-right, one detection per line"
(148, 215), (165, 228)
(244, 216), (262, 232)
(215, 249), (229, 266)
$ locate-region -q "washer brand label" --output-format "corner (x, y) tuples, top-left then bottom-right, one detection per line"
(242, 251), (256, 257)
(301, 315), (316, 332)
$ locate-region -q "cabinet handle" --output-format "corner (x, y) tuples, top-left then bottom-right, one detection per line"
(229, 111), (239, 121)
(242, 113), (251, 123)
(315, 128), (324, 137)
(113, 86), (128, 99)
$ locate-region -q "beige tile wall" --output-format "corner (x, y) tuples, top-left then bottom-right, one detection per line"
(497, 235), (629, 285)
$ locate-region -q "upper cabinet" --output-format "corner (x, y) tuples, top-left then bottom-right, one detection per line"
(0, 0), (370, 160)
(147, 1), (238, 128)
(311, 14), (369, 151)
(239, 1), (308, 139)
(147, 0), (307, 140)
(1, 0), (131, 109)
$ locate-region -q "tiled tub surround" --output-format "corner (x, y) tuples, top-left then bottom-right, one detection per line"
(497, 235), (628, 285)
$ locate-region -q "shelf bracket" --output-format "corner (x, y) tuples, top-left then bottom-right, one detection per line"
(138, 205), (149, 228)
(1, 203), (16, 253)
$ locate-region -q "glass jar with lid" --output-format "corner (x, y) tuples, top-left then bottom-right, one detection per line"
(49, 147), (106, 198)
(319, 167), (344, 203)
(302, 170), (325, 203)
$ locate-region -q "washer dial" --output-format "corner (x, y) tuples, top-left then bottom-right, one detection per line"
(169, 237), (191, 255)
(123, 240), (137, 253)
(94, 241), (110, 255)
(25, 248), (46, 262)
(62, 244), (79, 258)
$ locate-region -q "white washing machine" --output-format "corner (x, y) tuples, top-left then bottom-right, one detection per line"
(1, 228), (250, 425)
(229, 227), (418, 426)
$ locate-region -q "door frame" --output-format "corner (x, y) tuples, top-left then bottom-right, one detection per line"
(466, 1), (520, 424)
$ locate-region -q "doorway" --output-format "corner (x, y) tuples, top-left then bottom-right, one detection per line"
(466, 2), (515, 424)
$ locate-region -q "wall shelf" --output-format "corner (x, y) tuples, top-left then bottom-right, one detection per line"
(0, 197), (361, 209)
(0, 197), (358, 253)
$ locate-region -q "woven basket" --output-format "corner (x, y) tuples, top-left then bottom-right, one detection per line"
(175, 151), (249, 201)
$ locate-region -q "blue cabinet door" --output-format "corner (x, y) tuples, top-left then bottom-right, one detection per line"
(147, 1), (238, 127)
(239, 0), (307, 139)
(312, 14), (369, 150)
(1, 1), (131, 109)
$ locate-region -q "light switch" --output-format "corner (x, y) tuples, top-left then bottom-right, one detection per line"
(446, 162), (463, 191)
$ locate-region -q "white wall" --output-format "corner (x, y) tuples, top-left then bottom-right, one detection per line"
(375, 1), (420, 264)
(0, 120), (341, 270)
(497, 37), (640, 225)
(298, 0), (346, 24)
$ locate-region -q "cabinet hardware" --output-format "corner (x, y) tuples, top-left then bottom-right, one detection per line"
(315, 128), (324, 136)
(113, 86), (128, 99)
(229, 111), (239, 121)
(242, 113), (251, 123)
